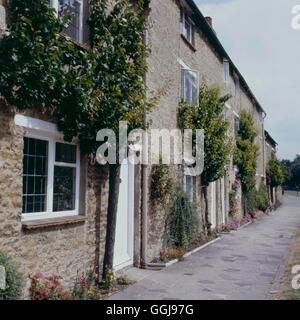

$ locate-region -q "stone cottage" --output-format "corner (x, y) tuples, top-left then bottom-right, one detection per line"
(0, 0), (274, 292)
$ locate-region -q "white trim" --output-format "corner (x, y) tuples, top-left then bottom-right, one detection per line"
(15, 114), (62, 138)
(17, 116), (81, 222)
(177, 58), (191, 70)
(233, 110), (240, 118)
(225, 103), (232, 110)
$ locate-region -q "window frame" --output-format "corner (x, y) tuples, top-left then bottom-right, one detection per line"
(180, 10), (195, 46)
(181, 67), (199, 106)
(17, 116), (81, 222)
(50, 0), (84, 44)
(223, 58), (230, 85)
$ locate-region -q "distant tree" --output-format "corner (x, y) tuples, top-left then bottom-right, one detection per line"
(282, 156), (300, 190)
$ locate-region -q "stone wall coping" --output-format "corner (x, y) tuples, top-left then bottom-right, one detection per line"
(22, 215), (87, 230)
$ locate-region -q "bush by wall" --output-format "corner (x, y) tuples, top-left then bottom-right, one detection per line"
(0, 251), (24, 300)
(166, 191), (199, 248)
(256, 183), (270, 212)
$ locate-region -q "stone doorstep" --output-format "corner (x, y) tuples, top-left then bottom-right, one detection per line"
(146, 237), (222, 271)
(22, 215), (87, 230)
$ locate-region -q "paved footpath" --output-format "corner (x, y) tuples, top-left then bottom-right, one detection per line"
(110, 196), (300, 300)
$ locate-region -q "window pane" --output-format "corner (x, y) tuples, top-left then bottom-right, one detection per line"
(22, 137), (48, 214)
(58, 0), (82, 42)
(53, 166), (76, 212)
(55, 142), (77, 163)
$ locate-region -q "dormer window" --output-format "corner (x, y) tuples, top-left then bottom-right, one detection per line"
(49, 0), (84, 43)
(180, 10), (195, 46)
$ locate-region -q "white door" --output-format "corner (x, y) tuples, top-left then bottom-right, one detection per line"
(210, 181), (217, 228)
(221, 178), (226, 225)
(113, 159), (135, 270)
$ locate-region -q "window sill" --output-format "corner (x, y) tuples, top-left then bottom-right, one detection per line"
(181, 34), (196, 52)
(22, 215), (87, 230)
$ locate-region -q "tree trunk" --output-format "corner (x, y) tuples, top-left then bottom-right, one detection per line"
(102, 164), (122, 281)
(202, 185), (211, 235)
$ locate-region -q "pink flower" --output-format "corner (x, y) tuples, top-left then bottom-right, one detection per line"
(36, 272), (45, 279)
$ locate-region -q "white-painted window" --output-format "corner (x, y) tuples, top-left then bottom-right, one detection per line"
(181, 68), (198, 105)
(180, 10), (195, 46)
(223, 59), (230, 84)
(16, 115), (80, 221)
(49, 0), (84, 43)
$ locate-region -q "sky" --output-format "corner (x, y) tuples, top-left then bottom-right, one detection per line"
(195, 0), (300, 160)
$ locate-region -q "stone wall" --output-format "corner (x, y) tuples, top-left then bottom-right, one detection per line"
(0, 102), (109, 295)
(144, 0), (251, 260)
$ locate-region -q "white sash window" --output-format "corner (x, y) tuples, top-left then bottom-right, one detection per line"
(15, 115), (80, 221)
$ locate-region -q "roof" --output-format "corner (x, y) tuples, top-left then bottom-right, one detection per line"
(184, 0), (266, 115)
(265, 130), (278, 147)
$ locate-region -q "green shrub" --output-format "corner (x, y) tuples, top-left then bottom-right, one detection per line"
(256, 183), (270, 212)
(166, 191), (199, 248)
(243, 189), (257, 215)
(0, 251), (24, 300)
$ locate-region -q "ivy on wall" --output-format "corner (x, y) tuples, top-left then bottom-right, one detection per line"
(0, 0), (154, 281)
(0, 0), (153, 154)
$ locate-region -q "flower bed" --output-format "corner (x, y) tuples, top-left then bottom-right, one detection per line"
(148, 233), (220, 268)
(214, 214), (253, 234)
(29, 270), (134, 300)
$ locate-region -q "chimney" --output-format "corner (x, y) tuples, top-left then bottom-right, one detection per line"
(205, 16), (213, 29)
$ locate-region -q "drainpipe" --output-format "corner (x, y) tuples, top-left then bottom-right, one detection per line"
(140, 1), (151, 269)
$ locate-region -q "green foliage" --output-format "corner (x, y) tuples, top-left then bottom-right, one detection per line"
(179, 83), (232, 186)
(116, 275), (133, 286)
(150, 164), (175, 204)
(243, 189), (257, 215)
(0, 251), (24, 300)
(281, 156), (300, 189)
(166, 191), (199, 248)
(72, 269), (101, 300)
(267, 153), (284, 188)
(255, 183), (270, 212)
(0, 0), (153, 154)
(235, 110), (259, 194)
